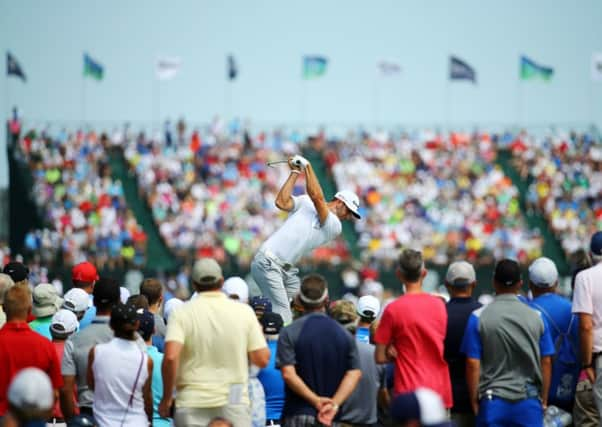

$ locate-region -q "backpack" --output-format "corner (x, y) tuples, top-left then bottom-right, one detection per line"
(531, 302), (579, 404)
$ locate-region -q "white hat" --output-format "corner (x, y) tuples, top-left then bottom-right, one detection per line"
(223, 277), (249, 303)
(50, 309), (79, 336)
(32, 283), (63, 318)
(62, 288), (89, 313)
(119, 287), (131, 304)
(334, 190), (361, 219)
(8, 367), (54, 412)
(528, 257), (559, 288)
(164, 298), (184, 322)
(445, 261), (476, 286)
(357, 295), (381, 319)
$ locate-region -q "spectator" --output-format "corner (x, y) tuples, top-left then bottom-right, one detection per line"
(461, 259), (555, 425)
(527, 257), (579, 411)
(62, 288), (90, 322)
(159, 257), (269, 427)
(163, 297), (183, 324)
(29, 283), (63, 340)
(374, 249), (452, 409)
(572, 231), (602, 420)
(0, 286), (63, 416)
(257, 312), (286, 426)
(139, 278), (167, 338)
(390, 388), (452, 427)
(87, 302), (153, 426)
(355, 295), (380, 344)
(61, 277), (120, 419)
(50, 309), (80, 425)
(276, 274), (362, 427)
(138, 309), (171, 427)
(119, 287), (130, 304)
(2, 262), (29, 289)
(442, 261), (481, 427)
(223, 277), (249, 304)
(4, 368), (54, 427)
(330, 299), (385, 427)
(250, 296), (272, 321)
(0, 273), (14, 328)
(70, 262), (99, 330)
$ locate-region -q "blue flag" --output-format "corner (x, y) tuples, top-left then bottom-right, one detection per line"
(6, 52), (26, 82)
(227, 55), (238, 80)
(83, 53), (104, 80)
(450, 56), (476, 83)
(303, 56), (328, 79)
(520, 56), (553, 81)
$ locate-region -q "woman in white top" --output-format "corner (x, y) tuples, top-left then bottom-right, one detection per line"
(87, 302), (153, 427)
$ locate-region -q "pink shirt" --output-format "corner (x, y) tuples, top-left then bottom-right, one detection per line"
(572, 263), (602, 352)
(375, 293), (452, 408)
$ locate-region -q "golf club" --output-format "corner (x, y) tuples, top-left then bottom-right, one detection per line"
(266, 160), (290, 168)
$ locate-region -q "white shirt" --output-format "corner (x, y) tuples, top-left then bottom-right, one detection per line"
(572, 263), (602, 351)
(92, 338), (149, 427)
(261, 195), (342, 264)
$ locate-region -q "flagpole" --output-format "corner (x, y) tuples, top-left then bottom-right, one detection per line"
(225, 80), (232, 122)
(516, 78), (523, 129)
(152, 76), (159, 129)
(445, 80), (451, 131)
(82, 76), (87, 126)
(300, 80), (307, 128)
(372, 75), (378, 127)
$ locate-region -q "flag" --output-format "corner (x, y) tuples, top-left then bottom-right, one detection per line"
(302, 56), (328, 79)
(6, 52), (26, 82)
(520, 56), (553, 81)
(377, 60), (401, 76)
(449, 56), (476, 83)
(83, 53), (103, 80)
(592, 52), (602, 82)
(156, 57), (181, 80)
(227, 55), (237, 80)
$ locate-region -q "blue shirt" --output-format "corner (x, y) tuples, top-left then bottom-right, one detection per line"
(146, 345), (171, 427)
(78, 295), (96, 330)
(356, 326), (370, 344)
(258, 340), (285, 420)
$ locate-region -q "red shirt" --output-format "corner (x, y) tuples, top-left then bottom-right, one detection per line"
(375, 293), (453, 408)
(0, 322), (64, 415)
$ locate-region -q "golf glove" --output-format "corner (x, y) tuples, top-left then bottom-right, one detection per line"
(291, 155), (309, 169)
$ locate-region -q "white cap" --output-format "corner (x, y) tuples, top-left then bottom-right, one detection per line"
(119, 287), (130, 304)
(445, 261), (476, 286)
(334, 190), (361, 219)
(164, 298), (184, 322)
(528, 257), (559, 288)
(50, 309), (79, 336)
(415, 388), (450, 426)
(357, 295), (381, 319)
(223, 277), (249, 303)
(62, 288), (89, 313)
(8, 368), (54, 412)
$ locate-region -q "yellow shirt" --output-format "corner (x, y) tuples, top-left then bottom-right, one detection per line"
(166, 291), (267, 408)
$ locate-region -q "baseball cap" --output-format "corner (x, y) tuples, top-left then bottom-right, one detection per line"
(62, 288), (90, 313)
(591, 231), (602, 256)
(111, 302), (139, 326)
(8, 367), (54, 413)
(71, 262), (99, 283)
(2, 262), (29, 282)
(334, 190), (361, 219)
(223, 277), (249, 303)
(494, 259), (522, 287)
(137, 309), (155, 340)
(50, 309), (79, 336)
(357, 295), (381, 319)
(391, 388), (452, 427)
(32, 283), (63, 318)
(330, 300), (358, 329)
(250, 296), (272, 313)
(528, 257), (559, 288)
(93, 277), (120, 306)
(191, 258), (223, 285)
(445, 261), (476, 286)
(163, 298), (184, 322)
(261, 312), (284, 335)
(66, 415), (96, 427)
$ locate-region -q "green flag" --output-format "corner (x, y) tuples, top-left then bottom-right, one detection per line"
(84, 53), (104, 80)
(520, 55), (553, 81)
(303, 56), (327, 79)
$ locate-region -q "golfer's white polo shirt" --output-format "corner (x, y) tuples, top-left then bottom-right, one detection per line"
(261, 195), (342, 264)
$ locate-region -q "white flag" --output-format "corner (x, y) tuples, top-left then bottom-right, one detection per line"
(592, 53), (602, 82)
(377, 60), (401, 76)
(156, 57), (181, 80)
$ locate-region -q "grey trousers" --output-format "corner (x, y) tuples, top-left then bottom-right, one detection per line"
(575, 378), (599, 427)
(250, 251), (300, 324)
(174, 405), (251, 427)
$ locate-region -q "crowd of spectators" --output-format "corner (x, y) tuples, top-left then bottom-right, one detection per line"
(509, 130), (602, 258)
(322, 129), (544, 267)
(15, 128), (147, 272)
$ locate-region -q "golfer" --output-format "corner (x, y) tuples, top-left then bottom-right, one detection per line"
(251, 155), (361, 323)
